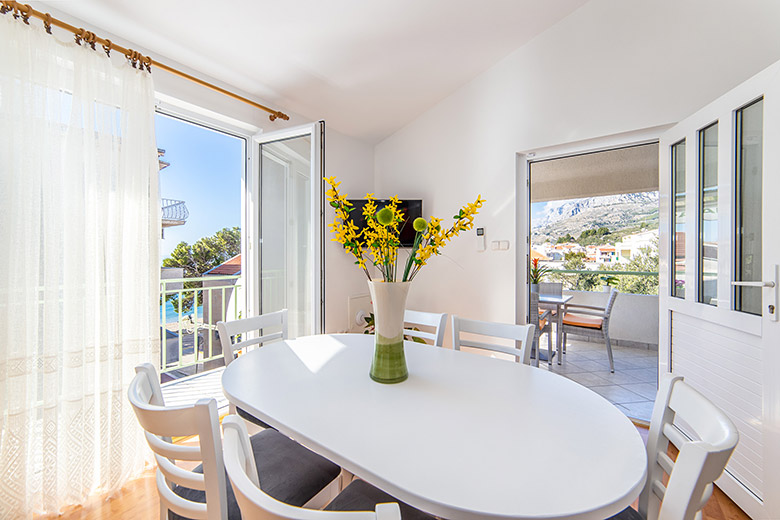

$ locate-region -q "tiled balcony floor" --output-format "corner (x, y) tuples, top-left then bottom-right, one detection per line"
(538, 335), (658, 423)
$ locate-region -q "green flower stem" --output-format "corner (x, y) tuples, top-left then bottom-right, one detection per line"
(402, 232), (423, 282)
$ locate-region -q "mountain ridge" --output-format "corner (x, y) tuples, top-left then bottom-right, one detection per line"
(532, 192), (659, 243)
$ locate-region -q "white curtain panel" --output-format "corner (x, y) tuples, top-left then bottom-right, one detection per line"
(0, 16), (159, 517)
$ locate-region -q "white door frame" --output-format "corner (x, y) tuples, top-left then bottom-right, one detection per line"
(247, 122), (325, 334)
(515, 125), (671, 325)
(658, 60), (780, 519)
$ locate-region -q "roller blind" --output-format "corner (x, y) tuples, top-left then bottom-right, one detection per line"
(530, 143), (659, 202)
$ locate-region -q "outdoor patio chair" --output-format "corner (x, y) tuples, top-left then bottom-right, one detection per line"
(127, 363), (342, 520)
(529, 291), (554, 366)
(561, 288), (618, 372)
(223, 415), (436, 520)
(217, 310), (288, 428)
(403, 309), (447, 347)
(451, 315), (535, 365)
(537, 282), (563, 314)
(609, 373), (738, 520)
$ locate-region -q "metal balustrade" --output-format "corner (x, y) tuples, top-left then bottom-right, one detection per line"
(161, 198), (189, 224)
(545, 269), (659, 295)
(160, 274), (242, 376)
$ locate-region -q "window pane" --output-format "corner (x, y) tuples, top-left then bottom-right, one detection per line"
(260, 135), (313, 337)
(734, 99), (763, 315)
(699, 123), (718, 305)
(672, 140), (686, 298)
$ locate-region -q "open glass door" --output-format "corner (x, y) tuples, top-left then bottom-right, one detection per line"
(246, 122), (324, 337)
(658, 61), (780, 519)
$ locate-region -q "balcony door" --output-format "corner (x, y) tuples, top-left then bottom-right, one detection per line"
(658, 60), (780, 519)
(247, 122), (324, 337)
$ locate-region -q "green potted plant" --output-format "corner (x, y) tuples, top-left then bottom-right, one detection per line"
(529, 257), (550, 292)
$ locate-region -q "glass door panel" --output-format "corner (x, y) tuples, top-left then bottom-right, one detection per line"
(259, 133), (315, 337)
(698, 122), (718, 305)
(734, 99), (763, 315)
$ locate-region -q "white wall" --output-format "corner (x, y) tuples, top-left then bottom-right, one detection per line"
(374, 0), (780, 346)
(32, 2), (376, 335)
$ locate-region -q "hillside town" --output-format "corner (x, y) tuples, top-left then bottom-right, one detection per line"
(532, 229), (658, 270)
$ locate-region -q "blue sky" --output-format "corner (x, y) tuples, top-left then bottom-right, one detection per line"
(156, 113), (244, 261)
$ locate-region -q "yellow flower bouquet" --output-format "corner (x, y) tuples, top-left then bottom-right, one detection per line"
(325, 175), (484, 383)
(324, 176), (484, 282)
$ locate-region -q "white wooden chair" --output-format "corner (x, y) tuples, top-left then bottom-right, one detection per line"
(217, 309), (288, 367)
(128, 363), (342, 520)
(561, 288), (618, 372)
(451, 315), (535, 365)
(217, 310), (288, 427)
(222, 415), (436, 520)
(609, 374), (739, 520)
(403, 309), (447, 347)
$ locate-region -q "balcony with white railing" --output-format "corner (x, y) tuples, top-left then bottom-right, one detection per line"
(159, 274), (242, 379)
(161, 198), (189, 228)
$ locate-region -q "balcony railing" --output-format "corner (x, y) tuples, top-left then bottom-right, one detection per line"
(545, 269), (659, 295)
(160, 270), (284, 378)
(161, 198), (189, 225)
(160, 274), (242, 376)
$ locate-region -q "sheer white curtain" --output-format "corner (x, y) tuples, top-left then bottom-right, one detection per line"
(0, 16), (159, 516)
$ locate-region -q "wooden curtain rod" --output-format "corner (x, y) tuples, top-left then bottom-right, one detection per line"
(0, 1), (290, 122)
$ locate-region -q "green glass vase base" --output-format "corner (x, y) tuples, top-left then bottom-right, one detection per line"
(369, 334), (408, 384)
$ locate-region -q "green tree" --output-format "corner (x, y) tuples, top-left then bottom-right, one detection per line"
(556, 232), (575, 244)
(577, 226), (612, 246)
(615, 245), (659, 295)
(548, 251), (600, 291)
(162, 227), (241, 311)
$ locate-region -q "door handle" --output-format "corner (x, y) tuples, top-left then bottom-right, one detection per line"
(730, 280), (776, 288)
(731, 265), (778, 322)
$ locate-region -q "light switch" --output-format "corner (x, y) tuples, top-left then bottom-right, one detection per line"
(491, 241), (500, 250)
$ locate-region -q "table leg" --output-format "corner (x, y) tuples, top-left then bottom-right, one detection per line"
(556, 304), (563, 365)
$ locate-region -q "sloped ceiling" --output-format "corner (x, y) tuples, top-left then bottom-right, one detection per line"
(38, 0), (589, 142)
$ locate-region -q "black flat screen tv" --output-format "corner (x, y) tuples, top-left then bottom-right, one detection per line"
(346, 199), (423, 247)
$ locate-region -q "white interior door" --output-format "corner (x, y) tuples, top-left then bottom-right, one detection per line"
(659, 60), (780, 519)
(246, 122), (324, 337)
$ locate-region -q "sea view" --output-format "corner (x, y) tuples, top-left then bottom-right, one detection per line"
(161, 301), (203, 323)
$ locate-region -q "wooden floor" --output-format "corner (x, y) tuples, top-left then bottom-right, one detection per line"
(39, 425), (750, 520)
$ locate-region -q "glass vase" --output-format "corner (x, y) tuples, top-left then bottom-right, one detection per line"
(367, 280), (411, 384)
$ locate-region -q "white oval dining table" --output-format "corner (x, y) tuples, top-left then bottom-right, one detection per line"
(222, 334), (647, 520)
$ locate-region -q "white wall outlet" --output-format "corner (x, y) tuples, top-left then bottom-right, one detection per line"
(347, 293), (372, 332)
(491, 240), (500, 250)
(500, 240), (510, 250)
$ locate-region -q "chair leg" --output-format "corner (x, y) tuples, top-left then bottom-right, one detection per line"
(547, 327), (553, 366)
(534, 332), (540, 367)
(605, 334), (614, 373)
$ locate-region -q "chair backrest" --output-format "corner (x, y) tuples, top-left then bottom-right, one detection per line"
(128, 363), (228, 520)
(537, 282), (563, 297)
(639, 374), (739, 520)
(403, 309), (447, 347)
(451, 316), (535, 365)
(602, 288), (619, 326)
(528, 291), (542, 327)
(217, 309), (288, 366)
(222, 415), (401, 520)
